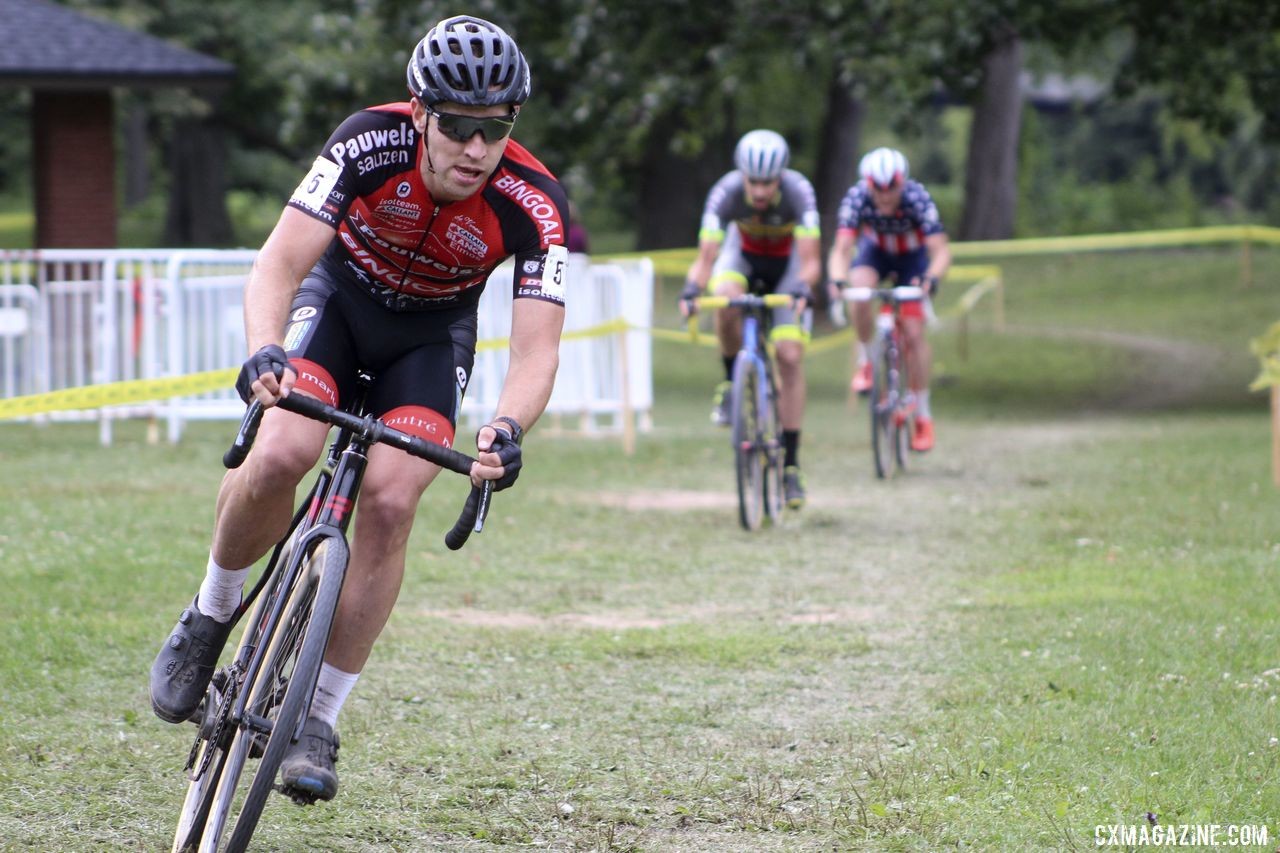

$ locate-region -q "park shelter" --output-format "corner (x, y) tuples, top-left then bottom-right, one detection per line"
(0, 0), (234, 247)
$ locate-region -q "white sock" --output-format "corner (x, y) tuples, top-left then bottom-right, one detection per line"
(311, 662), (360, 729)
(197, 555), (249, 623)
(916, 389), (932, 419)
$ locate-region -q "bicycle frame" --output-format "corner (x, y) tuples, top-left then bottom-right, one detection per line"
(694, 292), (792, 529)
(174, 373), (488, 851)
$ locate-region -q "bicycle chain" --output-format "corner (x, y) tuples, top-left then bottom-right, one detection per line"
(188, 666), (239, 781)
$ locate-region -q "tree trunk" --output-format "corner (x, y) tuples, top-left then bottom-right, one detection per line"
(815, 76), (863, 262)
(635, 114), (734, 251)
(164, 116), (233, 247)
(960, 29), (1024, 240)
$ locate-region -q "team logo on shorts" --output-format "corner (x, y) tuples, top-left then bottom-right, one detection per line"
(291, 306), (317, 321)
(456, 366), (468, 390)
(523, 260), (540, 274)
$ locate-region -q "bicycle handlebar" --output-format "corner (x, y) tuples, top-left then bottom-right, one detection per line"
(223, 393), (491, 550)
(840, 285), (925, 303)
(694, 293), (796, 310)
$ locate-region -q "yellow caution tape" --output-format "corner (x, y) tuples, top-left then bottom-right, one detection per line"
(0, 368), (237, 419)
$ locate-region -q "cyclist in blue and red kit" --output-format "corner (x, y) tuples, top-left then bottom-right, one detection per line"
(827, 147), (951, 452)
(150, 15), (568, 803)
(679, 130), (822, 508)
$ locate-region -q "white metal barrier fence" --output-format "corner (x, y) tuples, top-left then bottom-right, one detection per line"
(0, 249), (653, 445)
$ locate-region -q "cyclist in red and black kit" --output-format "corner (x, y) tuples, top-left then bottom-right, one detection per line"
(150, 16), (568, 803)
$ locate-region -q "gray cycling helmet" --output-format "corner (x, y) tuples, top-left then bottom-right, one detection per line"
(406, 15), (531, 107)
(734, 129), (790, 180)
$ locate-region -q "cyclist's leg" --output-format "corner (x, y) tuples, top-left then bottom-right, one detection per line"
(766, 252), (810, 507)
(893, 249), (934, 450)
(150, 270), (350, 724)
(708, 227), (750, 425)
(850, 238), (887, 346)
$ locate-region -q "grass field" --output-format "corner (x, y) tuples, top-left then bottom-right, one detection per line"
(1, 247), (1279, 850)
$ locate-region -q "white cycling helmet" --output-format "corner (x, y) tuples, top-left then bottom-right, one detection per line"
(859, 147), (908, 189)
(734, 129), (790, 181)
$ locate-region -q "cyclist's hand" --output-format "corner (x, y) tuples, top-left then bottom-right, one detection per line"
(912, 275), (940, 298)
(678, 280), (702, 318)
(235, 344), (296, 406)
(473, 423), (523, 491)
(826, 281), (847, 327)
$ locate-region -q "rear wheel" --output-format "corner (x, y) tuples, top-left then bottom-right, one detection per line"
(201, 536), (347, 852)
(869, 339), (896, 479)
(731, 351), (764, 531)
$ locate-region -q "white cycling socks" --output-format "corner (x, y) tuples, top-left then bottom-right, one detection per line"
(311, 663), (360, 729)
(916, 389), (932, 420)
(198, 556), (250, 623)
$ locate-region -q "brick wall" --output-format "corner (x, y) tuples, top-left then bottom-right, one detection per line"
(33, 91), (117, 248)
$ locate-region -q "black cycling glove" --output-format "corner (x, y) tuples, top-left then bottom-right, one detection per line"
(679, 280), (703, 315)
(484, 424), (523, 491)
(235, 344), (293, 403)
(924, 275), (940, 297)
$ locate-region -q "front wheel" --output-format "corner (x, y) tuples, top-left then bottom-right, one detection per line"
(731, 351), (764, 531)
(202, 535), (348, 852)
(869, 339), (896, 480)
(760, 363), (785, 524)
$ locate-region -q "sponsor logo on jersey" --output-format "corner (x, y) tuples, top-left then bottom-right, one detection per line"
(396, 181), (412, 198)
(339, 231), (482, 296)
(374, 198), (423, 224)
(493, 173), (563, 243)
(329, 123), (416, 169)
(523, 259), (539, 274)
(283, 319), (310, 352)
(445, 219), (488, 260)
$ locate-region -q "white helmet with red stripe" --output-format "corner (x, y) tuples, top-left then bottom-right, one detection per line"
(859, 147), (908, 189)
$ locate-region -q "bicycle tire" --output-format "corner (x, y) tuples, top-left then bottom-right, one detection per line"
(870, 337), (896, 480)
(760, 363), (785, 524)
(731, 351), (764, 531)
(170, 518), (311, 852)
(171, 706), (230, 852)
(203, 535), (347, 852)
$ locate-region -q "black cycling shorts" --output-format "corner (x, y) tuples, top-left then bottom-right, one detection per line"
(279, 259), (478, 444)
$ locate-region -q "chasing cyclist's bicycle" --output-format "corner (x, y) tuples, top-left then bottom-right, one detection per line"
(842, 285), (925, 479)
(693, 293), (793, 530)
(169, 373), (490, 852)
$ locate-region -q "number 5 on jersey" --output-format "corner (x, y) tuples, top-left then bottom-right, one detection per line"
(540, 244), (569, 302)
(291, 157), (342, 215)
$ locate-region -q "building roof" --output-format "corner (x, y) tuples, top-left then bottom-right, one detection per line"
(0, 0), (235, 90)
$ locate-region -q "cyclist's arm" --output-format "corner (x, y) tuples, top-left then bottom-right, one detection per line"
(923, 231), (951, 282)
(826, 229), (857, 288)
(685, 236), (722, 293)
(491, 297), (564, 435)
(243, 207), (336, 395)
(793, 233), (822, 302)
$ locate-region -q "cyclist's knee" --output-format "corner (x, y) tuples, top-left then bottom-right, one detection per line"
(245, 428), (322, 487)
(774, 340), (805, 369)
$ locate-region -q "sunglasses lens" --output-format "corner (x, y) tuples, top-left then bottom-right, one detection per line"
(435, 111), (514, 143)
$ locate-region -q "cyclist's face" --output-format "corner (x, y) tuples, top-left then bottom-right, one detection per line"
(870, 182), (903, 214)
(745, 177), (780, 209)
(413, 99), (517, 202)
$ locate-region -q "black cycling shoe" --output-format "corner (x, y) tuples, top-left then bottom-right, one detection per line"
(281, 717), (340, 803)
(149, 597), (234, 724)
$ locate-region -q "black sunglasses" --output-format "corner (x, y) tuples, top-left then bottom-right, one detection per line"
(426, 106), (516, 144)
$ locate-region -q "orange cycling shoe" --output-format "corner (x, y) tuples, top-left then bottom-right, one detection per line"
(912, 417), (934, 452)
(851, 360), (873, 395)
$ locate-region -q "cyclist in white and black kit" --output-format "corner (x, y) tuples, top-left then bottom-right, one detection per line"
(150, 16), (568, 803)
(827, 147), (951, 452)
(679, 129), (822, 508)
